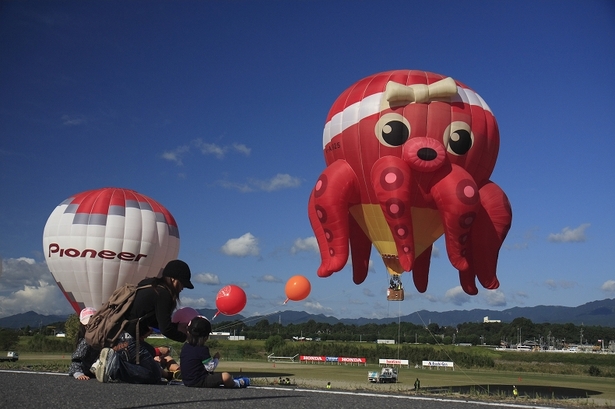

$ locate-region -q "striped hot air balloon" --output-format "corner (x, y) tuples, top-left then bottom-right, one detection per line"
(43, 187), (180, 313)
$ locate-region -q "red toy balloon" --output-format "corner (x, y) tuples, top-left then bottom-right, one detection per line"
(213, 285), (246, 318)
(284, 275), (311, 304)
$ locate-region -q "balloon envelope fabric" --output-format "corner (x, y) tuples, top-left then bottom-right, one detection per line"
(43, 187), (180, 313)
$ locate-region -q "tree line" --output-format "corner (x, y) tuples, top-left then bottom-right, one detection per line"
(1, 315), (613, 352)
(237, 316), (615, 347)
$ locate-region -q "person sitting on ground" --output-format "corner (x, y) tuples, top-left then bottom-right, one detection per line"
(180, 316), (249, 388)
(68, 307), (99, 380)
(140, 328), (182, 381)
(155, 346), (179, 371)
(153, 343), (181, 380)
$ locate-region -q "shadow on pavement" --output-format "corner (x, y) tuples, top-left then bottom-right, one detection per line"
(422, 384), (601, 400)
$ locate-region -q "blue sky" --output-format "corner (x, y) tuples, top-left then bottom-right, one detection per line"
(1, 1), (614, 322)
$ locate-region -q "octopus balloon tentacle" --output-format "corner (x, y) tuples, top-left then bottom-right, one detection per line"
(348, 215), (372, 284)
(309, 70), (512, 298)
(308, 160), (362, 278)
(371, 155), (416, 272)
(412, 246), (432, 293)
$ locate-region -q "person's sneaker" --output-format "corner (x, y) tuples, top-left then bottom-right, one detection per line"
(90, 358), (101, 375)
(95, 347), (115, 383)
(236, 377), (250, 388)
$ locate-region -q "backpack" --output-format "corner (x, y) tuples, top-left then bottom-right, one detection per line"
(85, 283), (153, 350)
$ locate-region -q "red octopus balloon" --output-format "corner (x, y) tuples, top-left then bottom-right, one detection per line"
(308, 70), (512, 295)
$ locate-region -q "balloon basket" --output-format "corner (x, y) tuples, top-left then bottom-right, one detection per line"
(387, 288), (404, 301)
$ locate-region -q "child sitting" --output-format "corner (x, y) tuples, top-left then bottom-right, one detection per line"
(68, 307), (99, 380)
(179, 316), (249, 388)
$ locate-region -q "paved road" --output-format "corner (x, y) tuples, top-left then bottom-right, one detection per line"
(0, 370), (572, 409)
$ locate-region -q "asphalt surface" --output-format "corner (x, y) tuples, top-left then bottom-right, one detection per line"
(0, 370), (573, 409)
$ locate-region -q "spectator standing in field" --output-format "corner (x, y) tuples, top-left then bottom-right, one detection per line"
(180, 316), (249, 388)
(69, 307), (99, 380)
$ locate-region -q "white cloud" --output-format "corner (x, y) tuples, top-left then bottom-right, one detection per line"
(162, 139), (251, 165)
(194, 273), (220, 285)
(291, 237), (319, 254)
(422, 293), (439, 303)
(193, 139), (251, 159)
(161, 144), (190, 165)
(179, 297), (208, 308)
(250, 174), (301, 191)
(0, 257), (55, 291)
(303, 300), (333, 314)
(483, 289), (506, 307)
(544, 279), (578, 290)
(257, 275), (283, 283)
(216, 180), (254, 193)
(194, 140), (226, 158)
(443, 286), (470, 306)
(61, 114), (86, 126)
(0, 281), (71, 317)
(232, 143), (251, 156)
(362, 288), (375, 297)
(218, 173), (301, 193)
(548, 223), (590, 243)
(601, 280), (615, 293)
(0, 257), (74, 317)
(347, 298), (368, 306)
(221, 233), (260, 257)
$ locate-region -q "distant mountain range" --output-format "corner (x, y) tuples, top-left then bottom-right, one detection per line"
(2, 298), (614, 329)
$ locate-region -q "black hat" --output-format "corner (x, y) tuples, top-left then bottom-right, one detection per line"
(188, 316), (211, 337)
(162, 260), (194, 289)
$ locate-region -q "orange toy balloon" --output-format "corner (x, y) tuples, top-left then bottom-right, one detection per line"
(284, 275), (311, 304)
(213, 284), (247, 319)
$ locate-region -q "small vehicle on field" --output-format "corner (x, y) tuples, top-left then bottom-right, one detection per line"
(368, 367), (398, 383)
(0, 352), (19, 362)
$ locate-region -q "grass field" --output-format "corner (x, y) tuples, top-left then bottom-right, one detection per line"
(2, 352), (614, 408)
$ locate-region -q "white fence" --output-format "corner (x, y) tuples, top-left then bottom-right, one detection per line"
(268, 354), (299, 362)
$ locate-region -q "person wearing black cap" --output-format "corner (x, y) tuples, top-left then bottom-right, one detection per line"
(95, 259), (195, 383)
(180, 316), (249, 388)
(123, 259), (194, 343)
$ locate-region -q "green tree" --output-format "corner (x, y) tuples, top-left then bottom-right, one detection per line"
(64, 314), (80, 345)
(0, 328), (19, 350)
(265, 335), (285, 353)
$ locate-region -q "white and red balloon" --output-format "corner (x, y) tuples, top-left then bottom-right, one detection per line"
(43, 187), (180, 313)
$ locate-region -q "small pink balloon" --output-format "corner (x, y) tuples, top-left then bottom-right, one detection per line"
(172, 307), (200, 324)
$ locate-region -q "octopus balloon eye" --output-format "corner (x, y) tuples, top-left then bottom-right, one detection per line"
(445, 121), (474, 156)
(375, 113), (411, 147)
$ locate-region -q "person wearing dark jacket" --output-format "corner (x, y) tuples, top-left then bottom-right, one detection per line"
(123, 259), (194, 343)
(69, 307), (99, 380)
(94, 259), (194, 384)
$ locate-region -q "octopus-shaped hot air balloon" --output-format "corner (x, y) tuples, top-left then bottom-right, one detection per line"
(43, 187), (180, 313)
(308, 70), (512, 296)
